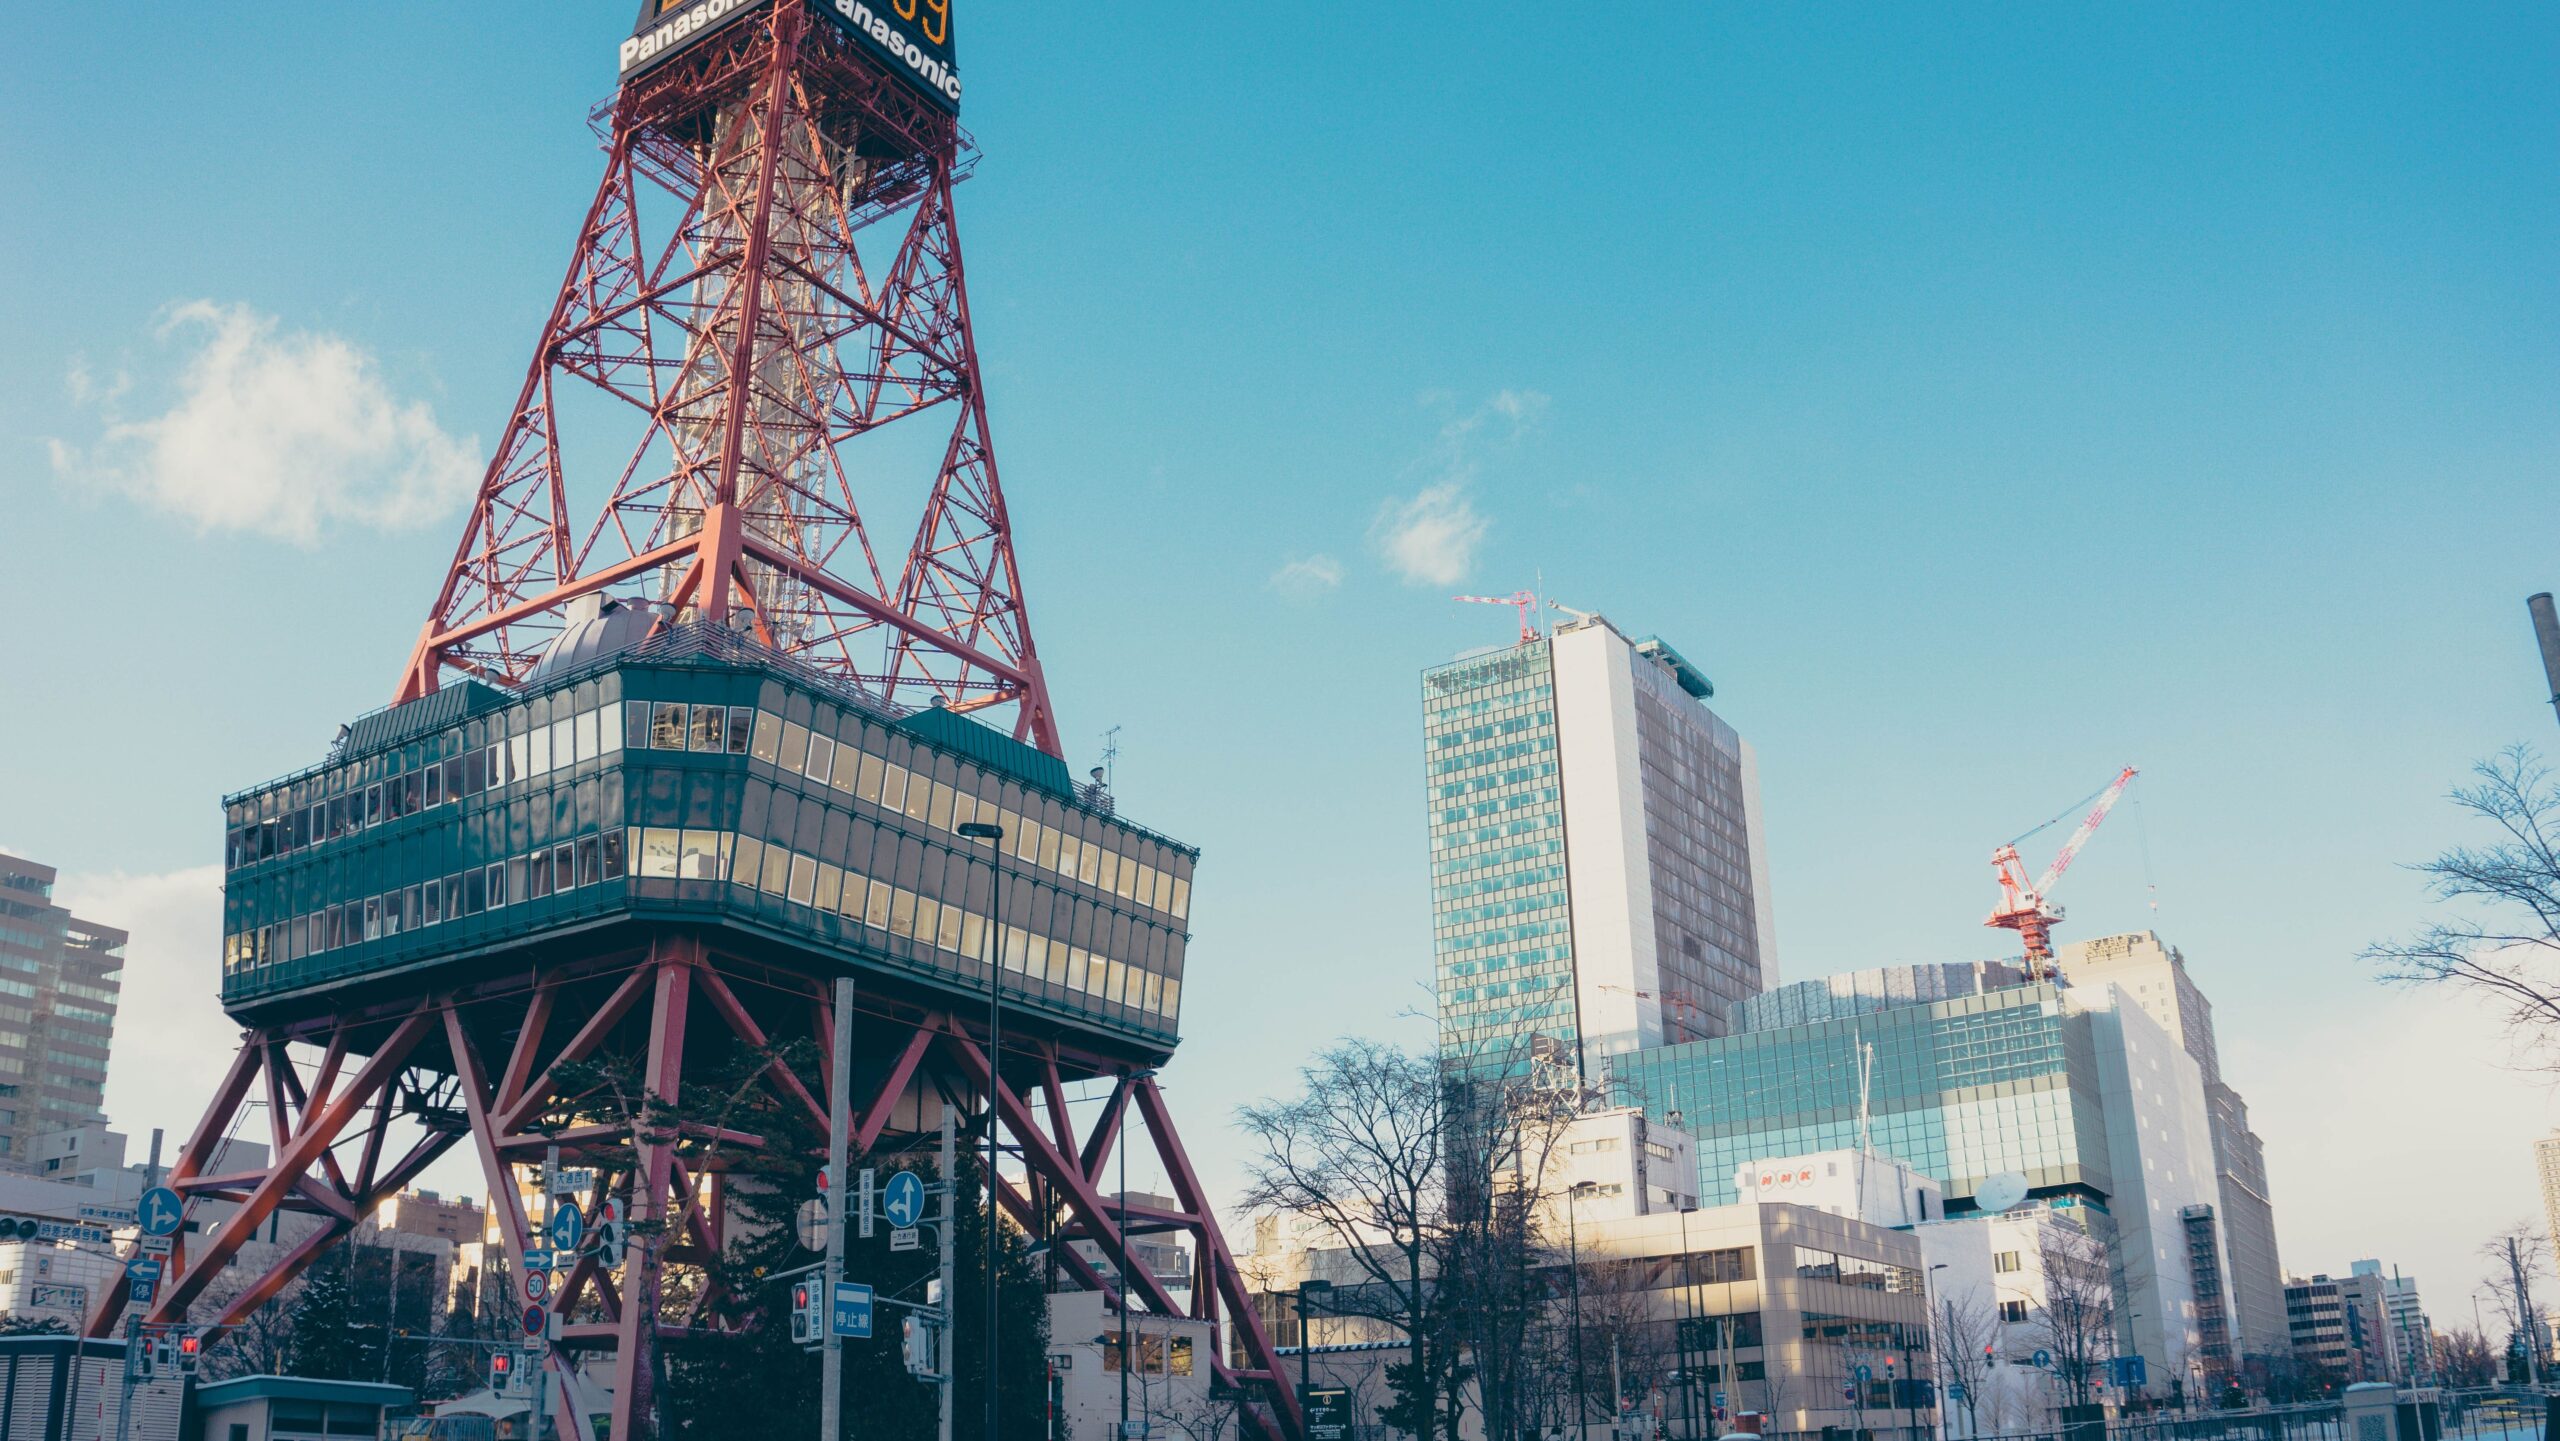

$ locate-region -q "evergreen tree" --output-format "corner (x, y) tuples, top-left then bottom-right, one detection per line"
(286, 1243), (382, 1380)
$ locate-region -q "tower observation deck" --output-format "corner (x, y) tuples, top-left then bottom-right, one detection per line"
(222, 625), (1195, 1060)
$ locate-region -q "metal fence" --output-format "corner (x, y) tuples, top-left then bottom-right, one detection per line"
(1954, 1392), (2554, 1441)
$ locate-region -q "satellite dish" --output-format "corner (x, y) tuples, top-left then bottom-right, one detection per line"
(1975, 1172), (2030, 1214)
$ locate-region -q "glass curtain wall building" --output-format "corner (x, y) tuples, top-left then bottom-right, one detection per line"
(1424, 615), (1773, 1081)
(1613, 982), (2111, 1213)
(0, 855), (123, 1159)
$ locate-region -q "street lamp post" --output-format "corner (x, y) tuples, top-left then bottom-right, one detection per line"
(1677, 1204), (1701, 1439)
(1569, 1181), (1596, 1441)
(1924, 1262), (1948, 1441)
(957, 820), (1009, 1441)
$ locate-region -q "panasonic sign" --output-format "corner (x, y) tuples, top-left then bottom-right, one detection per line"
(619, 0), (963, 116)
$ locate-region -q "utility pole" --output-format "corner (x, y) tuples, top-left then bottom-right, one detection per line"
(114, 1129), (164, 1441)
(940, 1106), (958, 1441)
(820, 976), (854, 1441)
(536, 1145), (557, 1441)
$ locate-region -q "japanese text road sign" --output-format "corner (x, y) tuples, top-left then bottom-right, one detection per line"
(832, 1282), (873, 1338)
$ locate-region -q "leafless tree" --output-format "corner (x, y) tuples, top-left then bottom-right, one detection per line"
(1238, 1039), (1455, 1440)
(2432, 1327), (2500, 1388)
(2481, 1223), (2549, 1384)
(1932, 1288), (2001, 1438)
(2368, 747), (2560, 1066)
(2031, 1232), (2115, 1411)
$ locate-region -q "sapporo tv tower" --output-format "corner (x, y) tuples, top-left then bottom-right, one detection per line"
(86, 2), (1304, 1436)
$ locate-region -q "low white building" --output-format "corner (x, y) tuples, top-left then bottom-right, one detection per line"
(1912, 1209), (2107, 1436)
(1048, 1289), (1221, 1438)
(1733, 1148), (1943, 1228)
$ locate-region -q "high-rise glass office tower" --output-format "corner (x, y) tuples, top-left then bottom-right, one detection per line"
(1423, 614), (1774, 1079)
(0, 854), (122, 1158)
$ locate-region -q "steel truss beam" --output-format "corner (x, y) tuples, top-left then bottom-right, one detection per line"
(398, 1), (1058, 755)
(88, 939), (1300, 1440)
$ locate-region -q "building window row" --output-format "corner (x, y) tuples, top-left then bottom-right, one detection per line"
(223, 829), (630, 974)
(721, 831), (1181, 1025)
(227, 700), (625, 870)
(728, 706), (1190, 922)
(232, 692), (1196, 928)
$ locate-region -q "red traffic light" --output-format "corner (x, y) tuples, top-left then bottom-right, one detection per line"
(491, 1353), (513, 1375)
(793, 1283), (811, 1309)
(177, 1335), (201, 1355)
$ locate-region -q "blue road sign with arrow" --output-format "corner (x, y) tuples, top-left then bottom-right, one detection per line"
(137, 1187), (182, 1238)
(2031, 1348), (2054, 1370)
(1852, 1364), (1873, 1382)
(882, 1171), (924, 1229)
(549, 1202), (584, 1254)
(124, 1256), (163, 1282)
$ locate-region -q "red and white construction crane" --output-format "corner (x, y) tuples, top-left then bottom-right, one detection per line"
(1454, 591), (1542, 645)
(1985, 765), (2139, 980)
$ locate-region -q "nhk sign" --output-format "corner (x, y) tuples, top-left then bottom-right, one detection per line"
(620, 0), (962, 114)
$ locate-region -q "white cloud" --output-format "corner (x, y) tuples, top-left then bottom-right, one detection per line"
(1268, 553), (1344, 597)
(51, 866), (242, 1155)
(50, 301), (478, 547)
(1369, 388), (1549, 587)
(1371, 482), (1491, 587)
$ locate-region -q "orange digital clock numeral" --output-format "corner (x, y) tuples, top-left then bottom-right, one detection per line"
(919, 0), (947, 45)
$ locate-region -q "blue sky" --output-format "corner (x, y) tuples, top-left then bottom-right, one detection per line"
(4, 4), (2556, 1312)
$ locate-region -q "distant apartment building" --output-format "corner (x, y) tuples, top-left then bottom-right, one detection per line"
(1424, 614), (1774, 1080)
(2348, 1259), (2432, 1383)
(2537, 1133), (2560, 1272)
(2285, 1275), (2348, 1376)
(2058, 932), (2288, 1362)
(2287, 1270), (2397, 1384)
(0, 855), (122, 1159)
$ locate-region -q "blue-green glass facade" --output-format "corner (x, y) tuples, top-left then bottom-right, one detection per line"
(217, 637), (1197, 1056)
(1423, 643), (1575, 1078)
(1611, 983), (2114, 1211)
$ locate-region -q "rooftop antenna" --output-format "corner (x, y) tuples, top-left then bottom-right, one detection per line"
(1854, 1038), (1875, 1210)
(1101, 725), (1121, 791)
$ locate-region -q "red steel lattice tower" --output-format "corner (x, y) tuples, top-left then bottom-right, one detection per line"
(397, 0), (1058, 757)
(88, 6), (1307, 1439)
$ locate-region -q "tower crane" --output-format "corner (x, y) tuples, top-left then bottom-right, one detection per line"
(1985, 766), (2139, 981)
(1454, 591), (1542, 645)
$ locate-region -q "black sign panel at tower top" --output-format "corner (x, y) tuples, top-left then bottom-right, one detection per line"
(620, 0), (961, 115)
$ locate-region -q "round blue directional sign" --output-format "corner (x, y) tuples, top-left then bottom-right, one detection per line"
(1852, 1364), (1873, 1382)
(2032, 1349), (2054, 1370)
(882, 1170), (924, 1229)
(137, 1187), (182, 1238)
(548, 1202), (584, 1254)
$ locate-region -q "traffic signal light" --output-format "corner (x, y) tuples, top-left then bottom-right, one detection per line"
(902, 1315), (936, 1378)
(790, 1282), (817, 1345)
(0, 1217), (45, 1241)
(176, 1331), (202, 1375)
(489, 1351), (515, 1395)
(1985, 1343), (1998, 1367)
